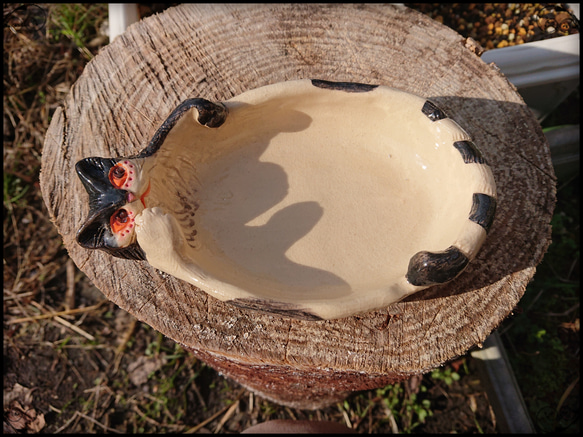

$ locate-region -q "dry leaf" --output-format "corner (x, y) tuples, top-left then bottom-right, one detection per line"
(4, 401), (45, 433)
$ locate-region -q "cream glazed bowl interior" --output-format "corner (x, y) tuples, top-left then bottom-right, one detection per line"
(75, 79), (497, 320)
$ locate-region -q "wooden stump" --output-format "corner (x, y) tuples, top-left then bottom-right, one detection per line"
(40, 4), (555, 409)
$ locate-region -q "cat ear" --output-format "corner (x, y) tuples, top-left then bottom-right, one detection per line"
(76, 157), (128, 214)
(76, 211), (110, 250)
(103, 242), (146, 260)
(76, 158), (127, 208)
(76, 157), (114, 195)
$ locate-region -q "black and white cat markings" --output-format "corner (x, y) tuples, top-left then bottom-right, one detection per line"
(76, 98), (227, 261)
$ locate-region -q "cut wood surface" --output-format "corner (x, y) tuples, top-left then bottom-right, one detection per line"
(40, 4), (556, 409)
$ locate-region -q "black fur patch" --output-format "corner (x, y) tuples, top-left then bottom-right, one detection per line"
(229, 298), (323, 321)
(469, 193), (496, 232)
(311, 79), (378, 93)
(421, 100), (447, 121)
(406, 246), (469, 286)
(454, 140), (487, 164)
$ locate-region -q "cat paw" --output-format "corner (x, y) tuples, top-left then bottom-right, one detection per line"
(135, 207), (182, 258)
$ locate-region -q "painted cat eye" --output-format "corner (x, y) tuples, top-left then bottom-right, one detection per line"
(110, 208), (132, 235)
(108, 161), (134, 189)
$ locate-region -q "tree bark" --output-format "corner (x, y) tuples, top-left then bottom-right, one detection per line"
(40, 4), (556, 409)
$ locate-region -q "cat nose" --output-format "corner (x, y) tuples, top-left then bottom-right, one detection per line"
(127, 192), (136, 203)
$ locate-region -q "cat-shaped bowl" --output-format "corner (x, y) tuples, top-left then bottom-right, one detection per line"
(76, 79), (496, 320)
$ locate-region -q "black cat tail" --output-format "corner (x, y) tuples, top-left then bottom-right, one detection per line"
(136, 98), (228, 158)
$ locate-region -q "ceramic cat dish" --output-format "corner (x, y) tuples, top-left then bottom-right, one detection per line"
(75, 79), (496, 320)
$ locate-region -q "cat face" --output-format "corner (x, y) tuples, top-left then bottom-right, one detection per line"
(76, 156), (150, 260)
(75, 97), (228, 261)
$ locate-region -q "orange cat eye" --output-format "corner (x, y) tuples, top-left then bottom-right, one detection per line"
(110, 209), (131, 235)
(108, 161), (135, 189)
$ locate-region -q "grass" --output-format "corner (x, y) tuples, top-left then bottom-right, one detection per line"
(48, 3), (103, 61)
(3, 3), (578, 434)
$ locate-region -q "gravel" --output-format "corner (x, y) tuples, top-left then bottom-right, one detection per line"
(406, 3), (580, 50)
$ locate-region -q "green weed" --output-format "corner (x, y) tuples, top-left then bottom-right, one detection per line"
(431, 367), (461, 386)
(3, 173), (30, 210)
(49, 3), (107, 60)
(375, 382), (433, 433)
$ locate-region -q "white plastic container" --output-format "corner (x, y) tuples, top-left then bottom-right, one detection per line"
(482, 33), (579, 122)
(107, 4), (139, 42)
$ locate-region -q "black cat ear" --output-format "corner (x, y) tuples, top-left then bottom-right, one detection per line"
(76, 157), (113, 194)
(114, 244), (147, 260)
(77, 212), (109, 250)
(76, 157), (127, 210)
